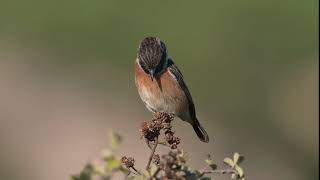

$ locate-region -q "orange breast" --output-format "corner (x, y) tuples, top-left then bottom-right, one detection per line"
(134, 60), (188, 115)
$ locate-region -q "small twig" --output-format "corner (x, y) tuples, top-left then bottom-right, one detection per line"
(131, 166), (142, 175)
(197, 165), (210, 178)
(201, 165), (210, 173)
(146, 137), (159, 171)
(202, 169), (237, 175)
(145, 138), (153, 150)
(197, 167), (238, 178)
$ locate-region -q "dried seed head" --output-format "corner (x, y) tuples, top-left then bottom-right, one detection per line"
(140, 112), (175, 142)
(152, 154), (160, 165)
(170, 144), (178, 149)
(165, 130), (180, 148)
(140, 120), (161, 141)
(121, 156), (135, 168)
(153, 112), (174, 123)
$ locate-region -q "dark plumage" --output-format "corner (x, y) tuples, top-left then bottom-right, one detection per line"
(137, 37), (167, 75)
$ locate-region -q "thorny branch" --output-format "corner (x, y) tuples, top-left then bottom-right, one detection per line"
(71, 112), (245, 180)
(146, 137), (158, 171)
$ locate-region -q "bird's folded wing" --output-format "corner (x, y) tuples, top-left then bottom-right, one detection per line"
(167, 59), (196, 119)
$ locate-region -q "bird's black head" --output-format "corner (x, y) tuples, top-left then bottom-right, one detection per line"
(137, 37), (168, 81)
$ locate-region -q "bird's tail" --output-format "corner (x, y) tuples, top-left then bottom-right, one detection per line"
(192, 118), (209, 143)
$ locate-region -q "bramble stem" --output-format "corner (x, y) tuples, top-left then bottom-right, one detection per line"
(146, 137), (158, 171)
(131, 166), (142, 175)
(200, 169), (237, 176)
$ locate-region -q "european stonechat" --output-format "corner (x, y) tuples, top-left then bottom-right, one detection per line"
(134, 37), (209, 142)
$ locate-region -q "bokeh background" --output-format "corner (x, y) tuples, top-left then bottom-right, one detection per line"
(0, 0), (318, 180)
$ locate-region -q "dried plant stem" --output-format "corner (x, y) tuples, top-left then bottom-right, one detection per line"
(145, 138), (153, 149)
(146, 137), (158, 171)
(131, 166), (142, 175)
(201, 169), (237, 176)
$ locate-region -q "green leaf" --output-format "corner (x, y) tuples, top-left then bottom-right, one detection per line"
(71, 163), (94, 180)
(200, 177), (211, 180)
(205, 159), (217, 170)
(130, 175), (146, 180)
(235, 165), (244, 177)
(70, 176), (80, 180)
(109, 131), (122, 149)
(102, 149), (113, 159)
(119, 166), (131, 174)
(231, 173), (237, 179)
(92, 174), (111, 180)
(223, 158), (234, 167)
(150, 164), (158, 176)
(233, 153), (240, 164)
(184, 170), (198, 180)
(106, 157), (121, 171)
(233, 152), (244, 164)
(194, 170), (203, 177)
(180, 165), (190, 171)
(177, 150), (188, 163)
(205, 158), (213, 165)
(93, 164), (105, 175)
(139, 170), (150, 178)
(205, 155), (217, 170)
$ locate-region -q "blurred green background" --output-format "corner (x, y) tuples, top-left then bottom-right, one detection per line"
(0, 0), (318, 180)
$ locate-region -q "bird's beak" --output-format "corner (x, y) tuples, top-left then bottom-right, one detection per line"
(149, 70), (155, 81)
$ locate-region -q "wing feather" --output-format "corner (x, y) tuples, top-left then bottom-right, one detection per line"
(167, 59), (196, 120)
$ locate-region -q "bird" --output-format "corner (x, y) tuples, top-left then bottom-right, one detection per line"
(134, 37), (209, 143)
